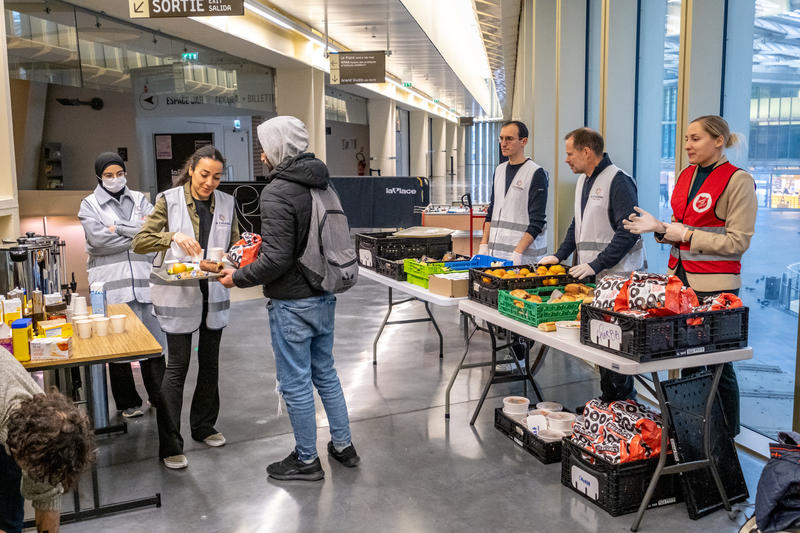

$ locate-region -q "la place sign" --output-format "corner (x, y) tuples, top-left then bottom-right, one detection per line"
(129, 0), (244, 18)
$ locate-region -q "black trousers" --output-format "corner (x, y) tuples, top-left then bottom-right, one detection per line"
(681, 287), (741, 437)
(0, 446), (23, 533)
(109, 357), (166, 411)
(157, 316), (223, 459)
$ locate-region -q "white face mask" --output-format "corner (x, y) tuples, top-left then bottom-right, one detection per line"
(102, 176), (127, 193)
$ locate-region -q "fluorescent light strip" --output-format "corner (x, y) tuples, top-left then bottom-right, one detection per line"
(244, 2), (292, 30)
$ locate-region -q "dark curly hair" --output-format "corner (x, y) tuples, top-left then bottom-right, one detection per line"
(6, 389), (96, 490)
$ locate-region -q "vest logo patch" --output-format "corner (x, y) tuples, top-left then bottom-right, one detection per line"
(590, 187), (604, 201)
(692, 193), (713, 213)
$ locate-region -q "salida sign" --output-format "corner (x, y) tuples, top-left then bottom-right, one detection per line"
(129, 0), (244, 18)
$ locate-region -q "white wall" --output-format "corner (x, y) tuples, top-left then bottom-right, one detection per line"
(42, 86), (142, 191)
(325, 120), (370, 176)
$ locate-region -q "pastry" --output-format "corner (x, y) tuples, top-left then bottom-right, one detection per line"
(510, 289), (529, 299)
(200, 260), (224, 273)
(538, 322), (556, 332)
(525, 294), (542, 303)
(564, 283), (581, 294)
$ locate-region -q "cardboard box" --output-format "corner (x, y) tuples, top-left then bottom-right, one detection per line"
(428, 272), (469, 298)
(49, 337), (72, 359)
(39, 319), (73, 338)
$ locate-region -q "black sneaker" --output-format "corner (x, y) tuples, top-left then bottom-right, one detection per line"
(327, 441), (360, 467)
(266, 451), (324, 481)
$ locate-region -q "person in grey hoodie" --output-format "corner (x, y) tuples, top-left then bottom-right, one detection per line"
(218, 116), (359, 482)
(0, 348), (95, 533)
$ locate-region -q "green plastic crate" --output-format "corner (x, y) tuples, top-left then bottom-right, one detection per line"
(403, 257), (468, 278)
(498, 285), (595, 327)
(406, 272), (430, 289)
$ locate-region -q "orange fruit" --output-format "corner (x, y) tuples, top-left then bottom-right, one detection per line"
(482, 277), (491, 283)
(525, 272), (536, 278)
(170, 262), (187, 274)
(519, 268), (531, 276)
(494, 269), (506, 277)
(536, 266), (548, 276)
(484, 269), (494, 276)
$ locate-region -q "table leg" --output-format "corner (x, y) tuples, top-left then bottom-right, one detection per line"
(470, 324), (500, 425)
(526, 344), (547, 403)
(424, 301), (444, 358)
(373, 287), (394, 365)
(85, 363), (125, 436)
(631, 371), (671, 532)
(446, 313), (477, 419)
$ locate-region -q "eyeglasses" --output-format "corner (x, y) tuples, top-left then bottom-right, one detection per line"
(102, 171), (126, 179)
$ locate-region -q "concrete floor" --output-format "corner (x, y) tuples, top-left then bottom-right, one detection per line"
(45, 276), (764, 532)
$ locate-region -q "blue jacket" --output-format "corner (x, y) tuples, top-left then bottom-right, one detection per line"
(756, 431), (800, 532)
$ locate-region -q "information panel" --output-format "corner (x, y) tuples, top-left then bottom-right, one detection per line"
(130, 0), (244, 19)
(329, 51), (386, 84)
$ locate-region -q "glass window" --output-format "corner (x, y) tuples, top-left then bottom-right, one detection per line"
(464, 121), (501, 205)
(729, 1), (800, 438)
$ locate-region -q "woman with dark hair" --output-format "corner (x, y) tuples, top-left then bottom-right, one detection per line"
(78, 152), (166, 419)
(624, 115), (757, 437)
(1, 348), (95, 533)
(133, 145), (240, 469)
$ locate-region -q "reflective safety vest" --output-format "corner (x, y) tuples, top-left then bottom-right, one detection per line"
(83, 190), (155, 304)
(574, 163), (646, 278)
(487, 159), (548, 263)
(150, 186), (234, 334)
(668, 162), (741, 274)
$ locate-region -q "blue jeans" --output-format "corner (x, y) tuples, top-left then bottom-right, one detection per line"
(268, 294), (352, 461)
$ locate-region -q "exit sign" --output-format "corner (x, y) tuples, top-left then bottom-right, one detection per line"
(402, 81), (412, 88)
(182, 52), (199, 61)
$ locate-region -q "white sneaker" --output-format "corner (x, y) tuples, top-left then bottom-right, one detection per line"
(203, 433), (226, 447)
(163, 455), (188, 469)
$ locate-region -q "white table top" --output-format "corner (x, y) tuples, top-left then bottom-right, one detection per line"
(358, 266), (465, 307)
(458, 300), (753, 375)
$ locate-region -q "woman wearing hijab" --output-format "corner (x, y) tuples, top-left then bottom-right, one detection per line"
(624, 115), (757, 437)
(78, 152), (166, 418)
(133, 145), (239, 470)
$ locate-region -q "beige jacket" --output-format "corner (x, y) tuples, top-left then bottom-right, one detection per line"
(657, 156), (757, 292)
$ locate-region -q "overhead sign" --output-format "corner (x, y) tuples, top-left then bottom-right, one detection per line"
(129, 0), (244, 19)
(329, 51), (386, 85)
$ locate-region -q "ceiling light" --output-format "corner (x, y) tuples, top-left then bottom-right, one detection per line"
(244, 1), (292, 30)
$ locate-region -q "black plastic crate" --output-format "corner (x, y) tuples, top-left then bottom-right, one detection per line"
(375, 257), (406, 281)
(355, 232), (452, 270)
(561, 437), (682, 516)
(660, 374), (749, 519)
(468, 266), (592, 308)
(579, 305), (748, 362)
(494, 408), (562, 464)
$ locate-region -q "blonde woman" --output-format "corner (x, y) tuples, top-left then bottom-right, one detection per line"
(624, 115), (757, 437)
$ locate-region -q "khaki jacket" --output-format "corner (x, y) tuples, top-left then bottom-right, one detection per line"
(132, 182), (240, 254)
(657, 156), (757, 292)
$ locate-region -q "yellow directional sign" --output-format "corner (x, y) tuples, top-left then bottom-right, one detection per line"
(129, 0), (149, 18)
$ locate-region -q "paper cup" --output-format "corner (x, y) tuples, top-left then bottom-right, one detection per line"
(502, 396), (530, 416)
(110, 314), (127, 334)
(537, 429), (566, 442)
(76, 319), (92, 339)
(547, 411), (577, 433)
(93, 317), (110, 336)
(207, 247), (224, 261)
(72, 296), (88, 315)
(536, 401), (563, 413)
(88, 314), (104, 320)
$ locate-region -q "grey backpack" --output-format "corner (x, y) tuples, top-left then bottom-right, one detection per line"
(298, 184), (358, 293)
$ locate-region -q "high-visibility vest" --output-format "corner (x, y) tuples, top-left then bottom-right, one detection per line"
(487, 159), (548, 263)
(149, 186), (234, 333)
(574, 163), (646, 278)
(83, 189), (155, 304)
(668, 162), (741, 275)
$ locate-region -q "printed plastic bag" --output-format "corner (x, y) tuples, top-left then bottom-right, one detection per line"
(227, 232), (262, 268)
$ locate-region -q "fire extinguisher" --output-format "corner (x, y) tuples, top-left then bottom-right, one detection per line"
(356, 150), (366, 176)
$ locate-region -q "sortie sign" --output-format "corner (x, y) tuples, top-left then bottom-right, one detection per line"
(329, 51), (386, 85)
(129, 0), (244, 18)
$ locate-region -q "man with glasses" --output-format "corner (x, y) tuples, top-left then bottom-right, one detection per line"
(479, 120), (549, 265)
(78, 152), (166, 419)
(479, 121), (549, 372)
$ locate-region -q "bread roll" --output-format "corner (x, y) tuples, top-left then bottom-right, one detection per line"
(200, 260), (224, 273)
(538, 322), (556, 332)
(526, 294), (542, 303)
(510, 289), (529, 299)
(564, 283), (581, 295)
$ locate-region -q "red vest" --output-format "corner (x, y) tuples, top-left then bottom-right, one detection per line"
(668, 162), (741, 274)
